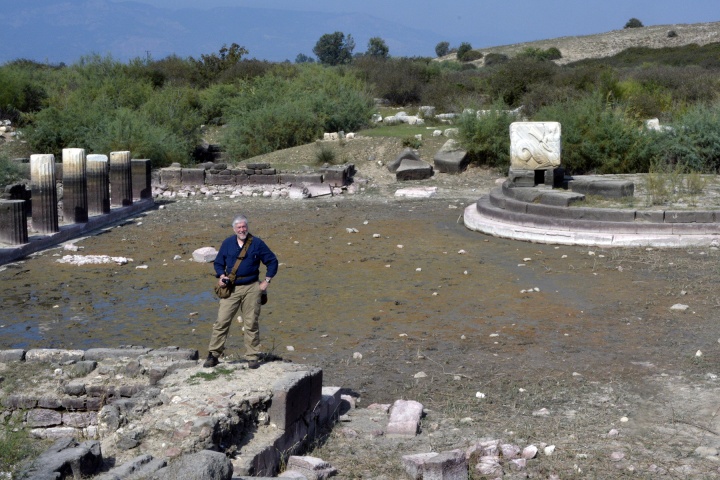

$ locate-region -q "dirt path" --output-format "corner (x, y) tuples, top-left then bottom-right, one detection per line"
(2, 177), (720, 477)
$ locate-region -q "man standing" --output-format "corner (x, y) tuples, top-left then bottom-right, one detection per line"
(204, 214), (278, 369)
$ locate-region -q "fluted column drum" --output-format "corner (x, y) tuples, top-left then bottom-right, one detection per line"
(131, 158), (152, 200)
(0, 200), (28, 245)
(110, 150), (133, 207)
(87, 154), (111, 216)
(30, 154), (59, 234)
(62, 148), (88, 223)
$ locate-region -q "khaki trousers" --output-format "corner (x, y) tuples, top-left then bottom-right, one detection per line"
(208, 282), (262, 360)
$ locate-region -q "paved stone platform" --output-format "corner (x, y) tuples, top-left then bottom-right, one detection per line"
(465, 187), (720, 247)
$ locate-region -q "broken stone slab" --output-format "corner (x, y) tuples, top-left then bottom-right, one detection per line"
(192, 246), (218, 263)
(423, 449), (468, 480)
(25, 348), (85, 363)
(568, 176), (634, 198)
(16, 438), (103, 479)
(305, 184), (333, 198)
(402, 452), (439, 479)
(146, 346), (199, 360)
(85, 347), (151, 362)
(318, 386), (342, 426)
(394, 187), (437, 198)
(285, 455), (337, 480)
(278, 470), (309, 479)
(0, 349), (25, 362)
(94, 454), (167, 480)
(152, 450), (233, 480)
(396, 159), (434, 181)
(27, 408), (63, 427)
(387, 148), (422, 173)
(434, 139), (469, 174)
(387, 399), (423, 437)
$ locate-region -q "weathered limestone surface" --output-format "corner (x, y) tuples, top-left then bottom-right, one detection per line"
(87, 154), (110, 216)
(433, 139), (469, 174)
(131, 158), (152, 200)
(387, 399), (424, 437)
(0, 200), (28, 245)
(509, 122), (561, 170)
(1, 347), (340, 479)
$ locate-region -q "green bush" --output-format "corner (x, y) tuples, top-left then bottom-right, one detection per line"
(487, 57), (559, 107)
(483, 53), (509, 67)
(456, 42), (473, 61)
(457, 101), (515, 170)
(462, 50), (484, 62)
(0, 154), (22, 186)
(653, 103), (720, 172)
(533, 93), (653, 174)
(624, 18), (644, 29)
(402, 136), (422, 149)
(667, 30), (678, 38)
(221, 65), (373, 159)
(315, 144), (337, 165)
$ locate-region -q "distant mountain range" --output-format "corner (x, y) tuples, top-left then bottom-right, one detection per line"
(0, 0), (441, 64)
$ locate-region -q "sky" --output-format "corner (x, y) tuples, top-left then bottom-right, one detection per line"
(132, 0), (720, 49)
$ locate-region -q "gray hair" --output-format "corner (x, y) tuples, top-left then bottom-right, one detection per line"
(232, 214), (249, 227)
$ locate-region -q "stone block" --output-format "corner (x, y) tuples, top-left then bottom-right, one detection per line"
(247, 174), (279, 185)
(319, 166), (350, 186)
(206, 173), (236, 185)
(664, 210), (716, 223)
(279, 173), (323, 184)
(27, 408), (62, 427)
(246, 162), (270, 169)
(25, 349), (84, 363)
(181, 168), (205, 186)
(2, 394), (38, 409)
(269, 368), (322, 431)
(147, 347), (198, 360)
(64, 383), (86, 396)
(84, 347), (151, 361)
(537, 191), (586, 207)
(63, 411), (97, 428)
(0, 349), (25, 362)
(510, 122), (561, 170)
(30, 426), (81, 440)
(423, 449), (468, 480)
(434, 139), (469, 174)
(396, 159), (434, 181)
(286, 456), (337, 480)
(507, 168), (536, 187)
(61, 397), (87, 411)
(86, 397), (105, 411)
(394, 187), (438, 198)
(159, 168), (182, 187)
(318, 387), (342, 426)
(568, 177), (634, 198)
(635, 210), (665, 223)
(95, 454), (167, 480)
(38, 396), (63, 409)
(402, 452), (438, 479)
(118, 385), (143, 397)
(387, 399), (423, 437)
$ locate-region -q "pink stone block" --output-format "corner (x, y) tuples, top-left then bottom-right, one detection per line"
(387, 399), (423, 436)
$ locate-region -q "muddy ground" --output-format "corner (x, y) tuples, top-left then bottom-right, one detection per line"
(3, 167), (720, 478)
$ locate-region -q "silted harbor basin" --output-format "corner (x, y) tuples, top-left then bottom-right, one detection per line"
(0, 192), (715, 395)
(4, 192), (720, 476)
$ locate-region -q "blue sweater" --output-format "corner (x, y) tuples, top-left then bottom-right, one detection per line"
(214, 234), (278, 285)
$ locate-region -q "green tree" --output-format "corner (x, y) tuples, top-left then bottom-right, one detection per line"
(456, 42), (472, 61)
(366, 37), (389, 59)
(192, 43), (248, 85)
(313, 32), (355, 66)
(435, 41), (450, 57)
(624, 18), (644, 28)
(295, 53), (315, 64)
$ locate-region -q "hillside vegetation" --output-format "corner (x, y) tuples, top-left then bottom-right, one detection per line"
(2, 21), (720, 183)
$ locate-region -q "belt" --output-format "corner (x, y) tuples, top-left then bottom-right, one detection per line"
(233, 275), (258, 285)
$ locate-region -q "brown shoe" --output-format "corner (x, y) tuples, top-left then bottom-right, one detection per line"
(247, 359), (260, 369)
(203, 353), (219, 368)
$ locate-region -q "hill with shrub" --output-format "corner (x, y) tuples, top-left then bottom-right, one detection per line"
(2, 20), (720, 184)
